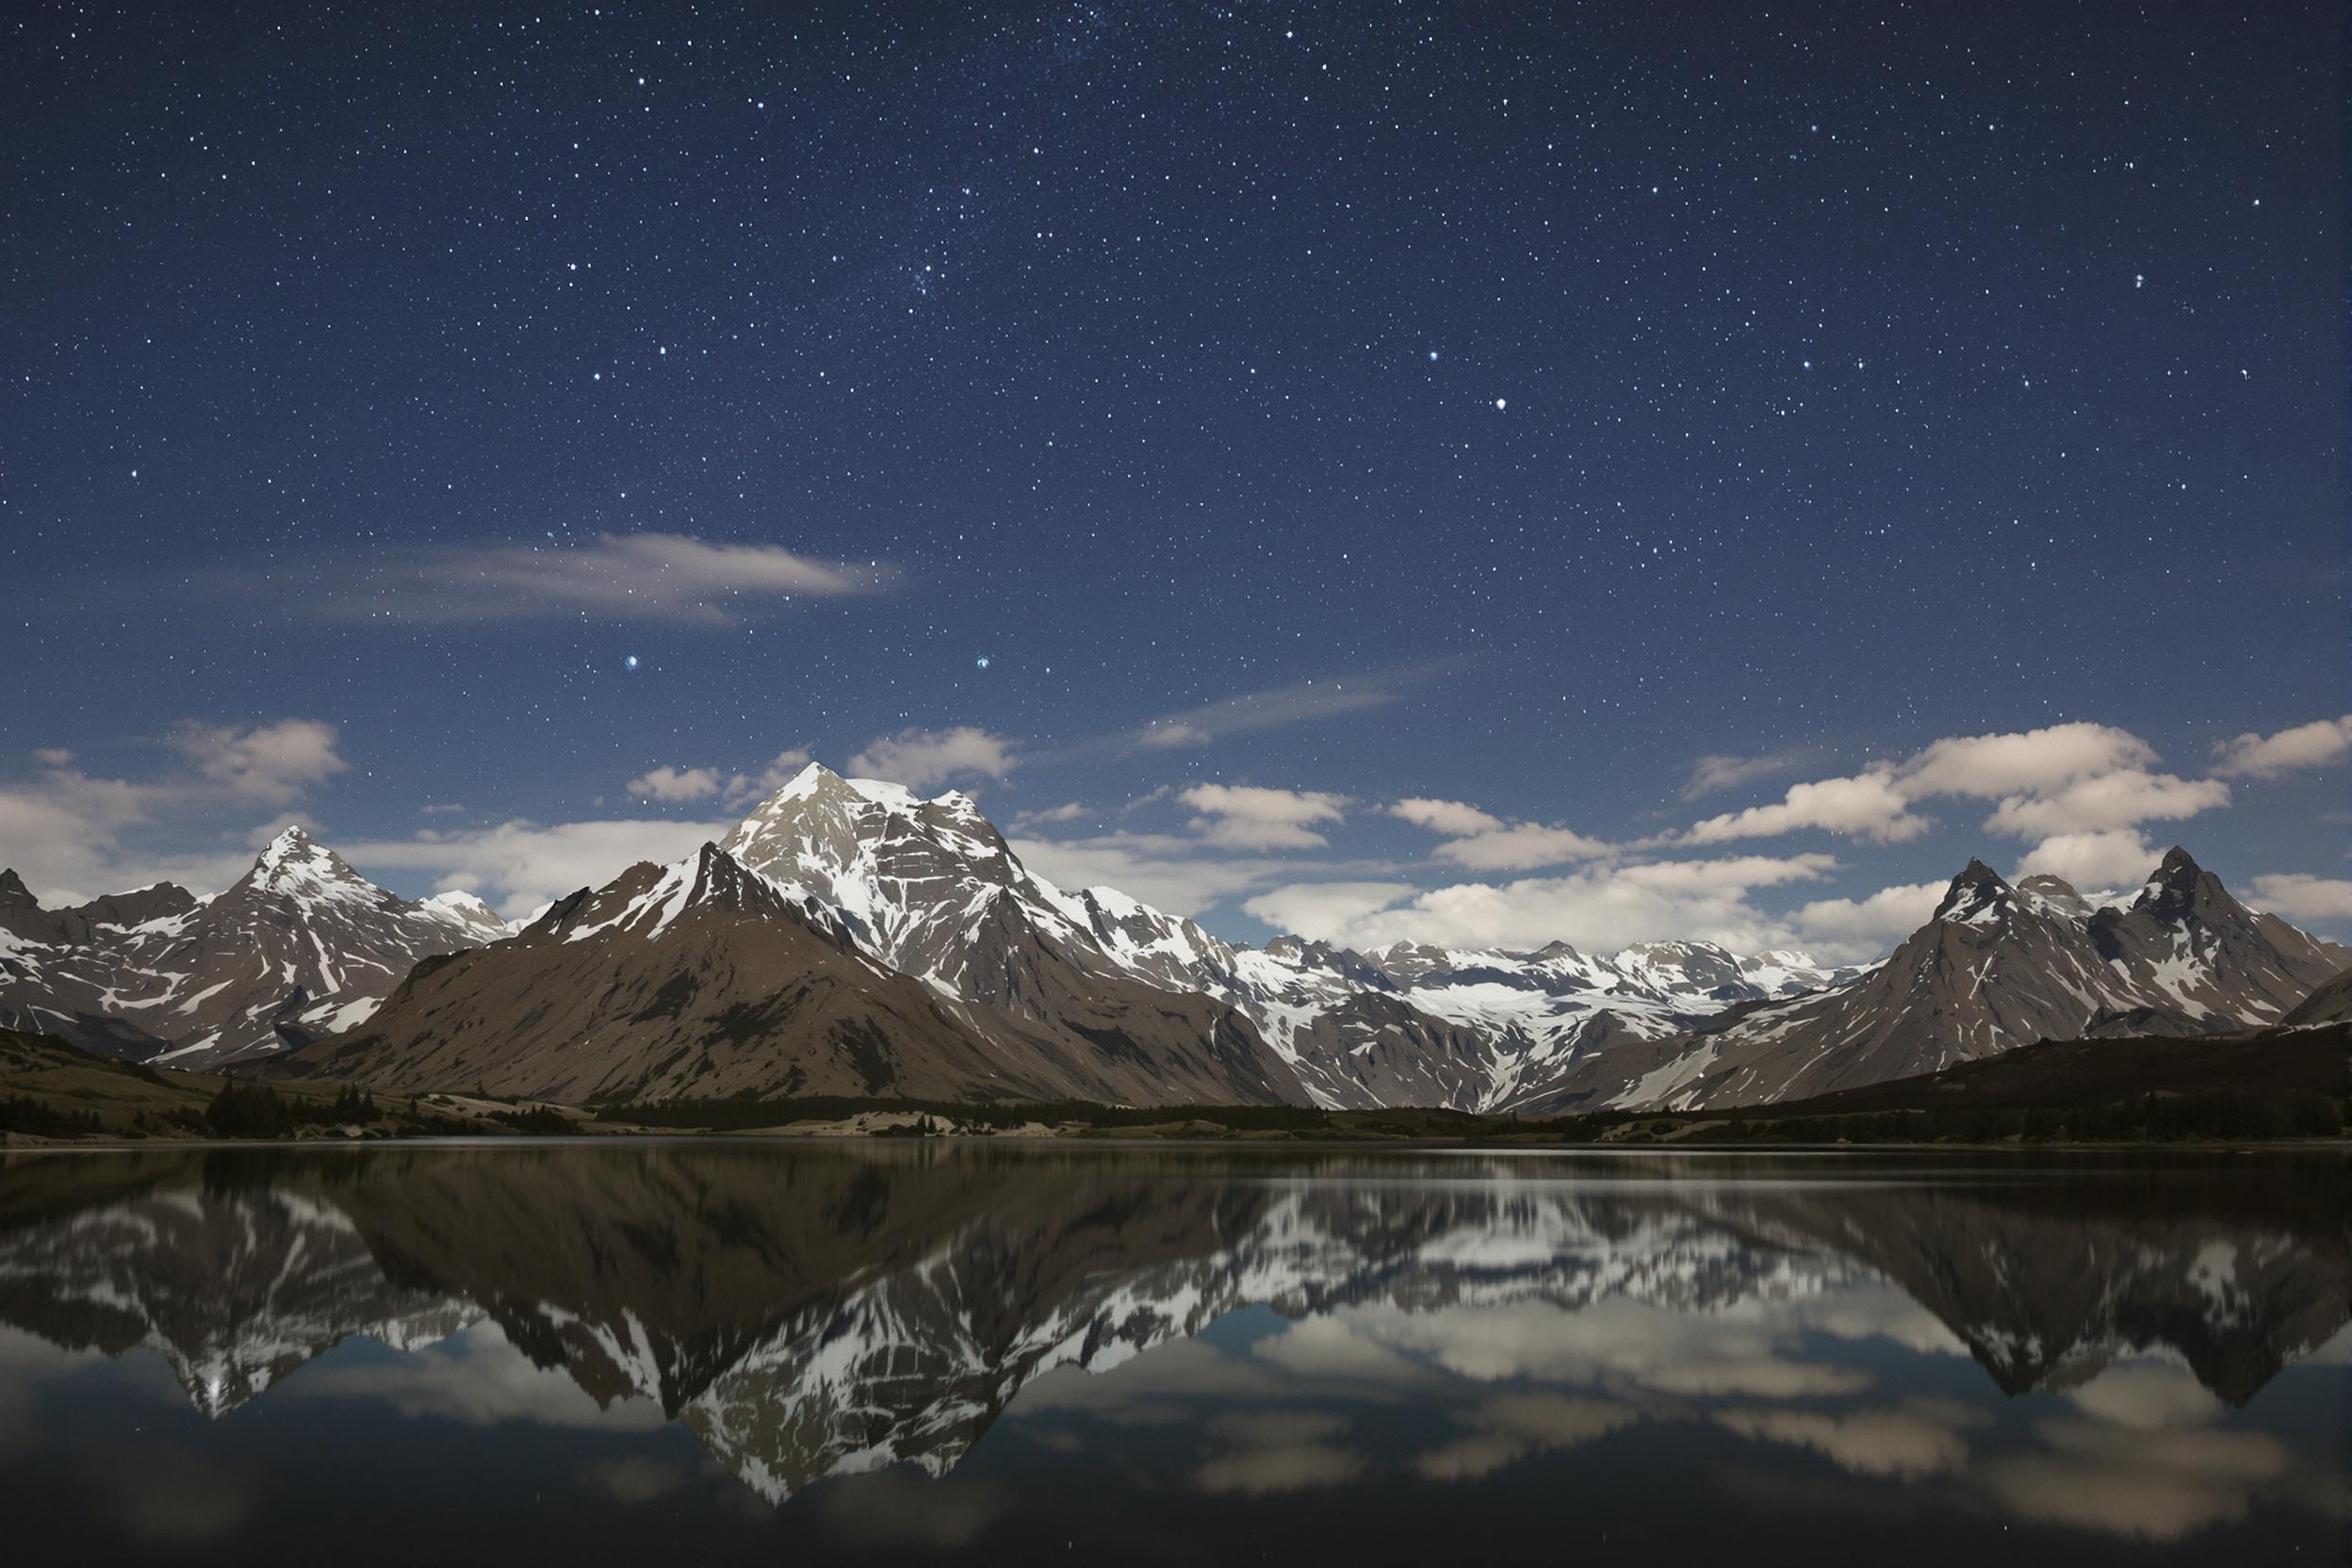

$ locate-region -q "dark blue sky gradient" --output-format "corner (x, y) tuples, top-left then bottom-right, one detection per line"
(5, 1), (2344, 944)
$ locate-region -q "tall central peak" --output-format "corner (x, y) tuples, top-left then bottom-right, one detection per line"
(2134, 844), (2217, 923)
(1934, 858), (2013, 925)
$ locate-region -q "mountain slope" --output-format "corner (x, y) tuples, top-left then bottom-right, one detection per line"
(0, 830), (508, 1067)
(2279, 965), (2352, 1027)
(280, 841), (1306, 1106)
(1521, 848), (2349, 1112)
(711, 766), (1874, 1112)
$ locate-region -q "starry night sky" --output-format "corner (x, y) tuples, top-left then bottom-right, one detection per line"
(6, 1), (2346, 953)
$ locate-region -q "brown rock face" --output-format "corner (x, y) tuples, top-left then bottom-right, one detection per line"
(0, 828), (508, 1066)
(280, 841), (1306, 1107)
(1522, 850), (2352, 1112)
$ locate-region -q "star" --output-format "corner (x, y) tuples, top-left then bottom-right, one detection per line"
(624, 655), (640, 671)
(975, 656), (991, 669)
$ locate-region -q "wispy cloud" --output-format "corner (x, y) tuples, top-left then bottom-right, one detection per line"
(344, 818), (734, 918)
(209, 532), (890, 628)
(1244, 853), (1842, 956)
(626, 748), (811, 808)
(1007, 830), (1344, 917)
(847, 727), (1019, 792)
(2211, 714), (2352, 778)
(0, 721), (353, 903)
(1179, 784), (1348, 849)
(1681, 750), (1807, 801)
(1133, 675), (1406, 750)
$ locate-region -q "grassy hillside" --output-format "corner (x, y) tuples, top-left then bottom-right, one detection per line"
(0, 1028), (589, 1142)
(8, 1019), (2344, 1147)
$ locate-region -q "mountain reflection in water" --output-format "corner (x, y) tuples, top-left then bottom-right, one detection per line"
(0, 1143), (2344, 1563)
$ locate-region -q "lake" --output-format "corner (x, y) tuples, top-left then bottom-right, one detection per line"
(0, 1140), (2344, 1563)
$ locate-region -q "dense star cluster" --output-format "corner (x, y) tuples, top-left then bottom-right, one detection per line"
(2, 2), (2344, 945)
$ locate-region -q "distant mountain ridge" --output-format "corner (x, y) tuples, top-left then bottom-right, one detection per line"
(1522, 847), (2348, 1113)
(0, 828), (507, 1066)
(7, 764), (2346, 1110)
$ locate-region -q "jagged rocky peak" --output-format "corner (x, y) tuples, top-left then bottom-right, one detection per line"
(1617, 939), (1741, 973)
(1, 871), (202, 945)
(723, 761), (1015, 886)
(241, 825), (374, 896)
(1934, 858), (2015, 925)
(419, 888), (505, 934)
(2013, 873), (2091, 919)
(2133, 844), (2216, 923)
(69, 882), (201, 929)
(1528, 939), (1585, 964)
(1371, 940), (1456, 985)
(0, 870), (46, 939)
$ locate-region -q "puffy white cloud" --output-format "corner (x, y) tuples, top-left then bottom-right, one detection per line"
(626, 748), (813, 808)
(0, 722), (352, 903)
(1684, 770), (1929, 845)
(1681, 750), (1805, 801)
(1981, 769), (2228, 839)
(1387, 797), (1507, 837)
(247, 531), (888, 628)
(1010, 830), (1319, 918)
(170, 718), (349, 804)
(343, 817), (733, 917)
(1679, 723), (2238, 853)
(1242, 880), (1422, 937)
(626, 765), (729, 802)
(2211, 714), (2352, 778)
(1384, 795), (1609, 872)
(1789, 881), (1946, 953)
(847, 727), (1017, 792)
(1244, 854), (1838, 953)
(1897, 722), (2157, 799)
(1431, 823), (1613, 872)
(2246, 873), (2352, 921)
(1178, 784), (1348, 849)
(2015, 829), (2158, 890)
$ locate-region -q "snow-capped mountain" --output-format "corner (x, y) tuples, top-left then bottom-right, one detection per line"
(0, 827), (510, 1066)
(286, 835), (1308, 1106)
(700, 764), (1870, 1109)
(9, 765), (2343, 1113)
(1525, 847), (2351, 1113)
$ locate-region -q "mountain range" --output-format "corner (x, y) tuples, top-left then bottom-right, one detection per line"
(4, 763), (2345, 1110)
(0, 829), (505, 1063)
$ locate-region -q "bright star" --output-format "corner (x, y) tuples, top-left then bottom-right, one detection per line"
(624, 655), (640, 671)
(974, 656), (991, 669)
(1494, 398), (1507, 410)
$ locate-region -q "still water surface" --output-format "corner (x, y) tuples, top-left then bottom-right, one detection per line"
(0, 1140), (2344, 1563)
